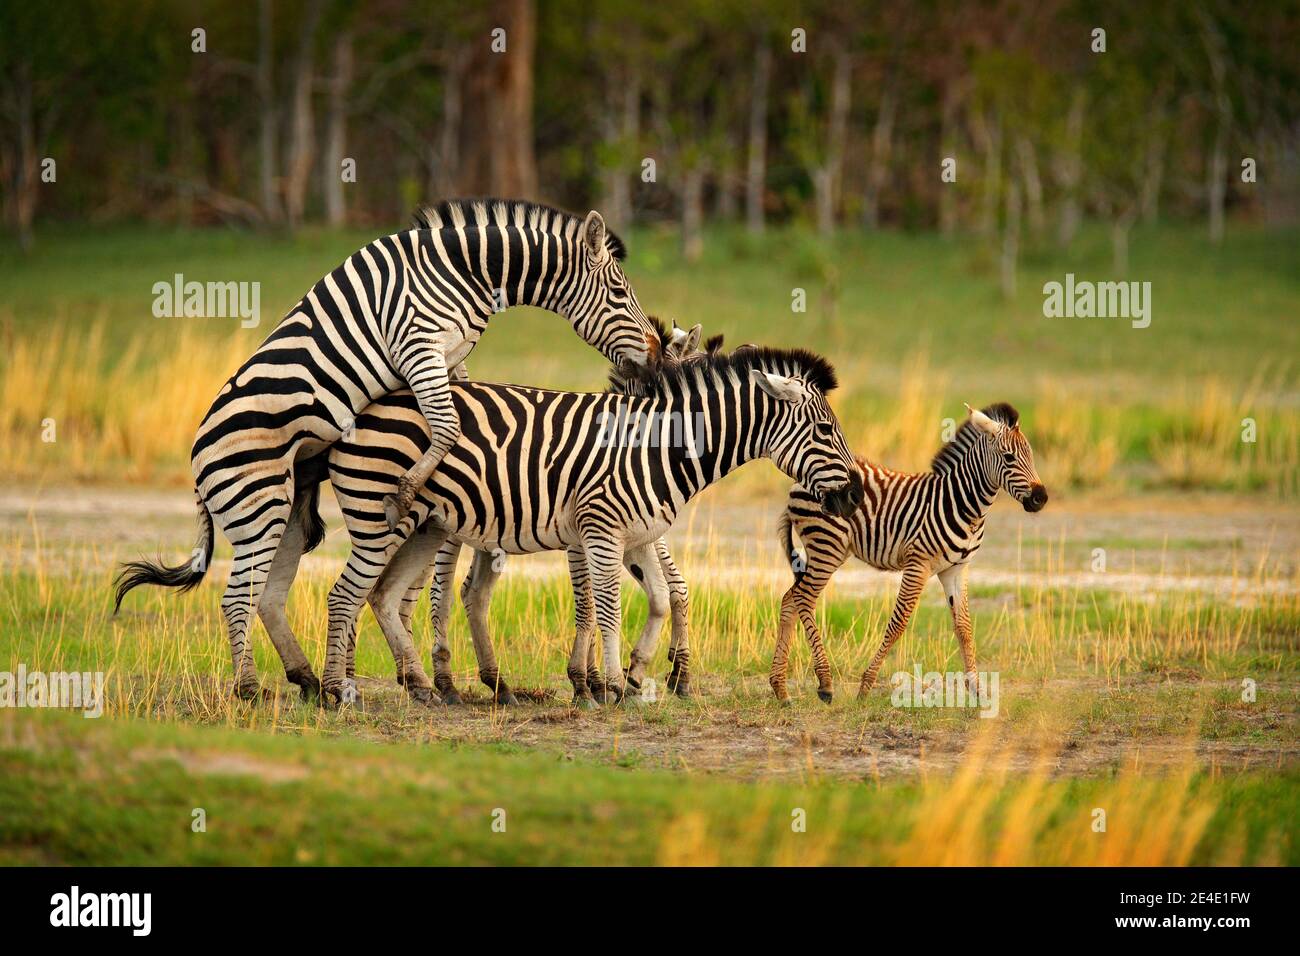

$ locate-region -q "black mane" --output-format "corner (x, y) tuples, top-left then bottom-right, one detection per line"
(930, 402), (1020, 473)
(637, 345), (838, 400)
(411, 198), (627, 261)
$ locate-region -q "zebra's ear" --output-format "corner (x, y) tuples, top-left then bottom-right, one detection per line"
(683, 323), (703, 354)
(965, 403), (1002, 435)
(582, 210), (609, 264)
(668, 321), (689, 350)
(752, 369), (809, 403)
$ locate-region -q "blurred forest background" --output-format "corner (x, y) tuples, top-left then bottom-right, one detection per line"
(0, 0), (1297, 493)
(3, 0), (1297, 250)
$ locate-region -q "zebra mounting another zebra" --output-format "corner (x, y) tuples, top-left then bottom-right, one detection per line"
(324, 343), (865, 705)
(114, 199), (661, 703)
(771, 402), (1047, 703)
(419, 319), (723, 705)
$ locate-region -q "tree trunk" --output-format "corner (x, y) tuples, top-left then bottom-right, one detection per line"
(1000, 180), (1020, 299)
(939, 82), (961, 237)
(1055, 89), (1085, 248)
(681, 165), (705, 262)
(432, 48), (467, 198)
(971, 107), (1002, 238)
(745, 40), (771, 235)
(257, 0), (281, 223)
(714, 136), (737, 220)
(488, 0), (537, 197)
(11, 63), (38, 250)
(1017, 136), (1044, 239)
(1198, 8), (1232, 244)
(862, 86), (897, 230)
(323, 30), (352, 227)
(598, 66), (639, 228)
(820, 45), (852, 235)
(283, 0), (324, 230)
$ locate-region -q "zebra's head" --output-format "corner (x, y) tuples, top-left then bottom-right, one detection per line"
(747, 352), (863, 518)
(608, 317), (716, 396)
(567, 210), (661, 371)
(965, 403), (1048, 512)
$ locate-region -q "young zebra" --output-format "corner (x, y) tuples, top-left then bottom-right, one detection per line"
(326, 346), (865, 704)
(419, 321), (720, 704)
(771, 403), (1047, 703)
(113, 199), (659, 702)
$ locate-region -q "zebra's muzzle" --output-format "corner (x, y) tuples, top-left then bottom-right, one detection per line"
(821, 472), (864, 518)
(1022, 483), (1048, 513)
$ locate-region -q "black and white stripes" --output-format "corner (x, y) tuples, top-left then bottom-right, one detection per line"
(771, 403), (1048, 702)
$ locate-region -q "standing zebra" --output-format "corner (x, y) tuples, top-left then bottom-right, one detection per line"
(771, 403), (1047, 703)
(418, 320), (721, 705)
(113, 199), (659, 702)
(326, 346), (865, 704)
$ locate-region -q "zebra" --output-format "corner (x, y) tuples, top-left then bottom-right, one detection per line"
(771, 402), (1047, 703)
(419, 320), (722, 705)
(324, 344), (865, 705)
(113, 198), (660, 702)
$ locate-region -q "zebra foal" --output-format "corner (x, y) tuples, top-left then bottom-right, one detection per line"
(772, 403), (1047, 703)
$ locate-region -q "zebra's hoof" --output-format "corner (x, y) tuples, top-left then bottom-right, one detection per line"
(817, 689), (834, 704)
(440, 687), (464, 706)
(672, 682), (693, 699)
(495, 691), (518, 706)
(234, 681), (265, 702)
(408, 685), (441, 707)
(382, 495), (403, 531)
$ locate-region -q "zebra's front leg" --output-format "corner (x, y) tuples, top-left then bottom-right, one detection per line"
(429, 539), (464, 703)
(461, 547), (516, 705)
(383, 343), (458, 529)
(566, 547), (599, 707)
(624, 542), (670, 698)
(938, 563), (979, 698)
(658, 541), (694, 698)
(580, 529), (628, 704)
(323, 521), (419, 707)
(368, 529), (443, 706)
(859, 560), (931, 696)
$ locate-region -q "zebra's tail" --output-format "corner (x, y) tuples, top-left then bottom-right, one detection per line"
(293, 453), (329, 555)
(113, 490), (214, 613)
(778, 511), (806, 582)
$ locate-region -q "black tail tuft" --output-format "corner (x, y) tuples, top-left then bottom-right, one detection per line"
(113, 493), (214, 614)
(301, 480), (327, 554)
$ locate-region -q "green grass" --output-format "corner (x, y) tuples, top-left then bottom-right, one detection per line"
(2, 710), (1294, 866)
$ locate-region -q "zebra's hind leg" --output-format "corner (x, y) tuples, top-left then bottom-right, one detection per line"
(256, 497), (320, 702)
(217, 499), (294, 702)
(772, 531), (848, 703)
(658, 541), (693, 698)
(460, 548), (516, 705)
(428, 540), (464, 704)
(624, 542), (669, 700)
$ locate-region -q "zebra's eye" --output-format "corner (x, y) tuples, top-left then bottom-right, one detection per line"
(815, 422), (835, 438)
(1003, 452), (1016, 464)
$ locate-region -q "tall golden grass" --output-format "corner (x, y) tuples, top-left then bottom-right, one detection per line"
(0, 323), (1295, 495)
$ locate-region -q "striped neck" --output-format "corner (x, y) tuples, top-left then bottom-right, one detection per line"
(932, 432), (1000, 522)
(420, 224), (580, 316)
